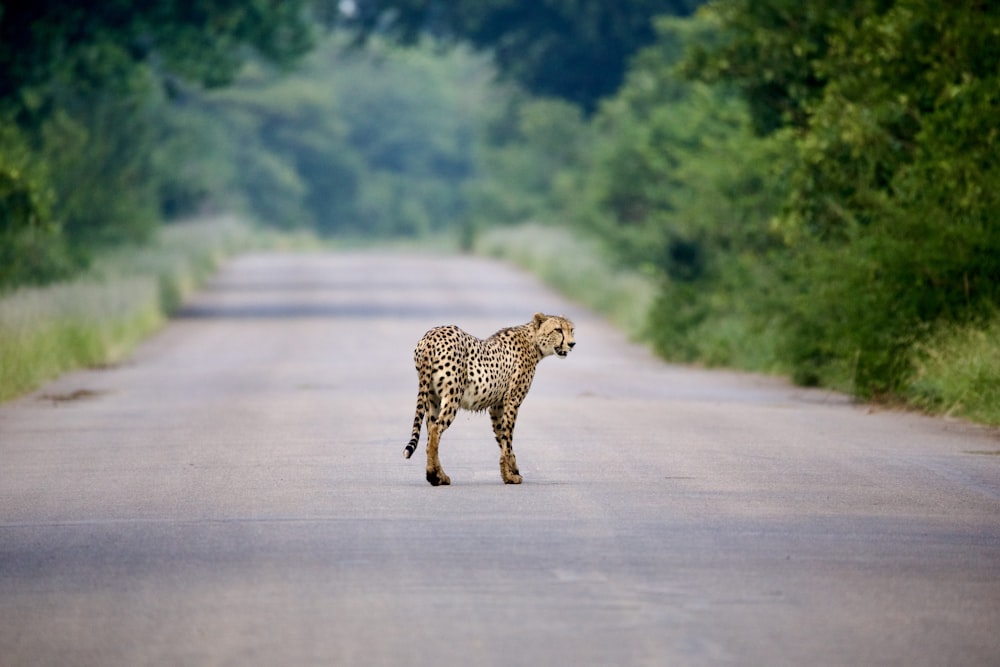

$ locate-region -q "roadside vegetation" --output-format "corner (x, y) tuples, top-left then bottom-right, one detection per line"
(0, 217), (258, 402)
(480, 221), (1000, 427)
(1, 1), (997, 426)
(906, 317), (1000, 426)
(464, 2), (1000, 427)
(474, 224), (658, 341)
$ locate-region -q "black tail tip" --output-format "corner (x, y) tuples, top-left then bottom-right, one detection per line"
(404, 443), (416, 459)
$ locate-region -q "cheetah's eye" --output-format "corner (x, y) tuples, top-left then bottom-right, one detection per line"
(554, 327), (562, 333)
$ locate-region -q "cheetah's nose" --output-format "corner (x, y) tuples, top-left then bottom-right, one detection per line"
(568, 342), (576, 349)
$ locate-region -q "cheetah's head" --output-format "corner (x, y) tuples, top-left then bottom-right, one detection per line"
(533, 312), (576, 359)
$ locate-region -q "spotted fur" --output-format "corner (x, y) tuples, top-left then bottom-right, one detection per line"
(404, 312), (576, 485)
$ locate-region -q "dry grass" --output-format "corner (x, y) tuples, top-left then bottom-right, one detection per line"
(0, 215), (258, 402)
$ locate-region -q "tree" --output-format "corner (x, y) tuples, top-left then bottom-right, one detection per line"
(173, 37), (493, 238)
(342, 0), (705, 111)
(682, 0), (892, 134)
(0, 0), (328, 287)
(686, 0), (1000, 395)
(0, 1), (321, 108)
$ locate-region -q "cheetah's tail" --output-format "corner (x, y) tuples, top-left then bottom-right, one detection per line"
(405, 374), (429, 460)
(404, 404), (423, 459)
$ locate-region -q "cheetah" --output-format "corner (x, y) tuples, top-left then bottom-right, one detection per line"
(404, 312), (576, 486)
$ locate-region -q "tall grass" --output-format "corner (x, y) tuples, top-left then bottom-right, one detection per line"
(474, 223), (657, 341)
(0, 215), (258, 402)
(907, 316), (1000, 427)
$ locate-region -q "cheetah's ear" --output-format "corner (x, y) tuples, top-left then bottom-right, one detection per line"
(532, 312), (547, 329)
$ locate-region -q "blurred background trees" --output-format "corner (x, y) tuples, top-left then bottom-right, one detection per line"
(340, 0), (703, 110)
(0, 0), (323, 285)
(2, 0), (997, 405)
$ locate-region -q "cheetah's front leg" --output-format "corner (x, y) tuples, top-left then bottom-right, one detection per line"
(490, 404), (522, 484)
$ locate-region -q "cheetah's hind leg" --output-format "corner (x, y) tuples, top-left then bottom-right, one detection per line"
(425, 418), (452, 486)
(424, 395), (457, 486)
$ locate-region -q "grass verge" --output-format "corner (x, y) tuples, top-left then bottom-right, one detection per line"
(473, 223), (658, 341)
(0, 215), (260, 403)
(907, 316), (1000, 426)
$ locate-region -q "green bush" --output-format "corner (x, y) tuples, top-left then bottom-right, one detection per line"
(0, 117), (73, 287)
(682, 0), (1000, 402)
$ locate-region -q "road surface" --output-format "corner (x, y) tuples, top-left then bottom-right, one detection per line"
(2, 252), (999, 666)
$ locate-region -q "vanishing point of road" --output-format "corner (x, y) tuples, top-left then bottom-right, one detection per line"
(2, 252), (998, 666)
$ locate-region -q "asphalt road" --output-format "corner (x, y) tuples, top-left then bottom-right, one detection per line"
(2, 252), (999, 667)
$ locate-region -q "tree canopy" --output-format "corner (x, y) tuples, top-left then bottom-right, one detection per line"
(463, 0), (1000, 399)
(0, 0), (320, 106)
(0, 0), (329, 285)
(682, 0), (1000, 394)
(342, 0), (704, 110)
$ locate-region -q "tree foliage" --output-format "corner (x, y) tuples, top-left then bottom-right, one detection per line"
(2, 0), (997, 412)
(684, 0), (1000, 395)
(466, 94), (592, 236)
(572, 17), (788, 367)
(0, 0), (328, 287)
(0, 0), (320, 104)
(463, 1), (999, 401)
(343, 0), (704, 110)
(177, 37), (492, 238)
